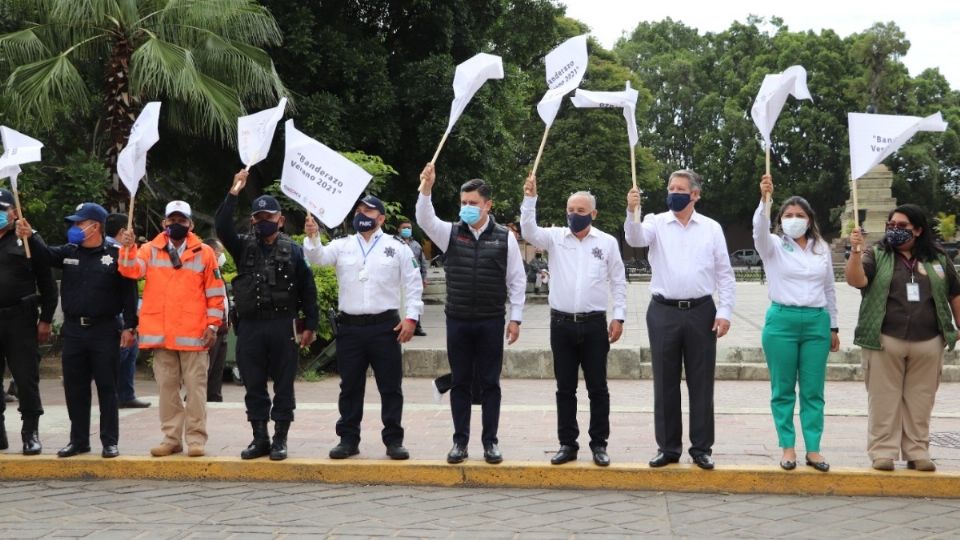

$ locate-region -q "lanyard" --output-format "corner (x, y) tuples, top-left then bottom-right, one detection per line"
(356, 234), (383, 265)
(897, 254), (917, 282)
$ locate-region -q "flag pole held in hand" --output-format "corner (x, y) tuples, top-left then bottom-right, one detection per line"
(0, 126), (45, 258)
(532, 35), (588, 178)
(420, 53), (504, 192)
(117, 102), (162, 232)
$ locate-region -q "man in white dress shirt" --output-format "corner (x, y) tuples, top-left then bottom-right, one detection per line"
(520, 173), (627, 467)
(416, 163), (526, 465)
(303, 195), (423, 461)
(624, 169), (735, 470)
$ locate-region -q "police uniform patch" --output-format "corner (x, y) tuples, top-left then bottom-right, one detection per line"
(214, 268), (222, 280)
(592, 247), (603, 260)
(100, 254), (114, 266)
(384, 246), (396, 258)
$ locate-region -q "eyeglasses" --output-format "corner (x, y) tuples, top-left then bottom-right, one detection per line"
(885, 221), (913, 230)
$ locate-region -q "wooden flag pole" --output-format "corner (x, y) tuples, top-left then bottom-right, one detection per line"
(630, 144), (640, 223)
(419, 131), (451, 192)
(851, 176), (861, 253)
(12, 185), (31, 258)
(763, 145), (772, 220)
(531, 126), (551, 177)
(127, 193), (136, 231)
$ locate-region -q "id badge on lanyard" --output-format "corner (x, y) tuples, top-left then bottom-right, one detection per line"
(901, 255), (920, 302)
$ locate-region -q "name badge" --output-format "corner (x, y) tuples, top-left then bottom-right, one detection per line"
(358, 267), (369, 282)
(934, 264), (945, 278)
(907, 282), (920, 302)
(63, 258), (80, 266)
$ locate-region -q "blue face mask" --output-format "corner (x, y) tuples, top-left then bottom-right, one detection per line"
(0, 212), (8, 230)
(459, 205), (482, 225)
(67, 224), (91, 245)
(666, 192), (692, 212)
(400, 228), (412, 239)
(567, 212), (593, 233)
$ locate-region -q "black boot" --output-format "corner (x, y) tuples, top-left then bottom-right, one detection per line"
(240, 420), (271, 460)
(0, 417), (8, 450)
(270, 421), (289, 461)
(21, 416), (41, 455)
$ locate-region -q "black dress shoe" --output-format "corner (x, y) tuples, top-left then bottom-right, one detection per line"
(592, 447), (611, 467)
(483, 443), (503, 464)
(447, 444), (468, 464)
(118, 398), (151, 409)
(386, 444), (410, 460)
(57, 442), (91, 458)
(806, 458), (830, 472)
(692, 454), (715, 470)
(414, 328), (427, 337)
(550, 445), (578, 465)
(328, 441), (359, 459)
(648, 452), (680, 468)
(780, 460), (797, 470)
(102, 445), (119, 458)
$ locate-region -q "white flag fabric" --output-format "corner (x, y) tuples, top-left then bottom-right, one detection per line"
(117, 101), (162, 197)
(571, 81), (640, 147)
(537, 34), (588, 127)
(0, 126), (44, 191)
(750, 65), (812, 149)
(281, 120), (373, 228)
(445, 53), (504, 134)
(238, 97), (287, 168)
(848, 112), (948, 181)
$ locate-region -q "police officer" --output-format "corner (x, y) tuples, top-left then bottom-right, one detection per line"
(217, 169), (318, 461)
(0, 189), (57, 454)
(303, 195), (423, 460)
(18, 204), (139, 458)
(397, 220), (428, 336)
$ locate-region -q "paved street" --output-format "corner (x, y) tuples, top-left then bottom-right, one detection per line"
(3, 479), (960, 539)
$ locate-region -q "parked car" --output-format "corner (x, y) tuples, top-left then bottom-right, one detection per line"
(730, 249), (761, 267)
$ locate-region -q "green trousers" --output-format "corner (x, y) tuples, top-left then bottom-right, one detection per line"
(760, 303), (831, 451)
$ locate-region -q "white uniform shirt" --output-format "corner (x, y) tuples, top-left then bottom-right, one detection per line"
(624, 208), (736, 320)
(520, 196), (627, 320)
(415, 194), (526, 322)
(752, 202), (838, 328)
(303, 231), (424, 320)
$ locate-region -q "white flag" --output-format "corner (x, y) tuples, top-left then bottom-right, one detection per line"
(0, 126), (44, 191)
(848, 112), (948, 181)
(750, 65), (812, 150)
(116, 102), (162, 197)
(445, 53), (504, 135)
(238, 97), (287, 168)
(571, 81), (640, 147)
(280, 120), (373, 228)
(537, 34), (588, 127)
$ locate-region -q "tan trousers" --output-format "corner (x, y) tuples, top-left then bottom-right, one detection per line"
(153, 349), (209, 447)
(863, 334), (944, 461)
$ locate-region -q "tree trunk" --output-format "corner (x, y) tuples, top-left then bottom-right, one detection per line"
(104, 33), (139, 207)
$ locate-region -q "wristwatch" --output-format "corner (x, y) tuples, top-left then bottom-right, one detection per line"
(207, 324), (218, 332)
(510, 320), (521, 326)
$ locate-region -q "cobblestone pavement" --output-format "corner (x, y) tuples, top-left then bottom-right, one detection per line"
(2, 479), (960, 539)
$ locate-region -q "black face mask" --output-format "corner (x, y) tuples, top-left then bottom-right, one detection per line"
(886, 228), (914, 248)
(567, 212), (593, 233)
(254, 220), (279, 238)
(166, 223), (189, 241)
(353, 213), (376, 233)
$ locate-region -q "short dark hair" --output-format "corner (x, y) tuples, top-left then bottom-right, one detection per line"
(105, 213), (127, 238)
(460, 178), (492, 200)
(398, 219), (412, 227)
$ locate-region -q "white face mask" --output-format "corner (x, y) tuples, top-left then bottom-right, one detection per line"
(217, 253), (227, 267)
(781, 217), (809, 239)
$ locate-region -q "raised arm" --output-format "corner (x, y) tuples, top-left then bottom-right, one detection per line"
(302, 214), (338, 267)
(415, 162), (453, 252)
(623, 187), (655, 248)
(518, 172), (551, 250)
(752, 174), (779, 259)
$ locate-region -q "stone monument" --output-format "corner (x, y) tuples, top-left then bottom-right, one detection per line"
(832, 163), (897, 263)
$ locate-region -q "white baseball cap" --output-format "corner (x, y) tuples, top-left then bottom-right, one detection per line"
(165, 200), (192, 218)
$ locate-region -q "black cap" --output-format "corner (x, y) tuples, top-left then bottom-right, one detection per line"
(251, 195), (281, 215)
(65, 202), (108, 223)
(359, 195), (385, 215)
(0, 189), (13, 210)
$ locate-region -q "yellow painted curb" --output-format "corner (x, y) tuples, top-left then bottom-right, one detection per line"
(1, 456), (958, 498)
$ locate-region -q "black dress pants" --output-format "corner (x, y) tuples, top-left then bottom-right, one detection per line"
(550, 314), (610, 450)
(446, 316), (504, 447)
(60, 319), (120, 446)
(0, 308), (43, 422)
(236, 317), (299, 422)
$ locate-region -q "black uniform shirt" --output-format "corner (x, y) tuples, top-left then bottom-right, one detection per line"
(0, 229), (58, 322)
(32, 236), (138, 329)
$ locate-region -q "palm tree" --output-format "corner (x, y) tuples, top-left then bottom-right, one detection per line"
(0, 0), (287, 170)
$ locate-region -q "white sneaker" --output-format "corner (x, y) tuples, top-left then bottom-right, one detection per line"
(432, 380), (444, 404)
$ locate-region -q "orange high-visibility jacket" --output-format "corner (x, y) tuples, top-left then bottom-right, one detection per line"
(118, 231), (225, 351)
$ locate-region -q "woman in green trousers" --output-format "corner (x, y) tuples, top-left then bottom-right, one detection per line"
(754, 175), (839, 472)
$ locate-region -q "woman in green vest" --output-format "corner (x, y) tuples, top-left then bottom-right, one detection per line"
(755, 175), (839, 472)
(846, 204), (960, 472)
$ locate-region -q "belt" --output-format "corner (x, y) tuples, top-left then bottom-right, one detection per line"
(248, 309), (297, 321)
(65, 315), (119, 327)
(337, 310), (399, 326)
(550, 309), (605, 323)
(652, 295), (712, 310)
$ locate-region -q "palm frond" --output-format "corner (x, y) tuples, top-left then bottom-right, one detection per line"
(193, 34), (286, 103)
(130, 35), (187, 96)
(6, 54), (90, 127)
(0, 27), (51, 67)
(176, 53), (243, 143)
(152, 0), (281, 47)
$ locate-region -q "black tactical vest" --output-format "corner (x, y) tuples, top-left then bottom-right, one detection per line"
(232, 234), (299, 319)
(444, 217), (509, 320)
